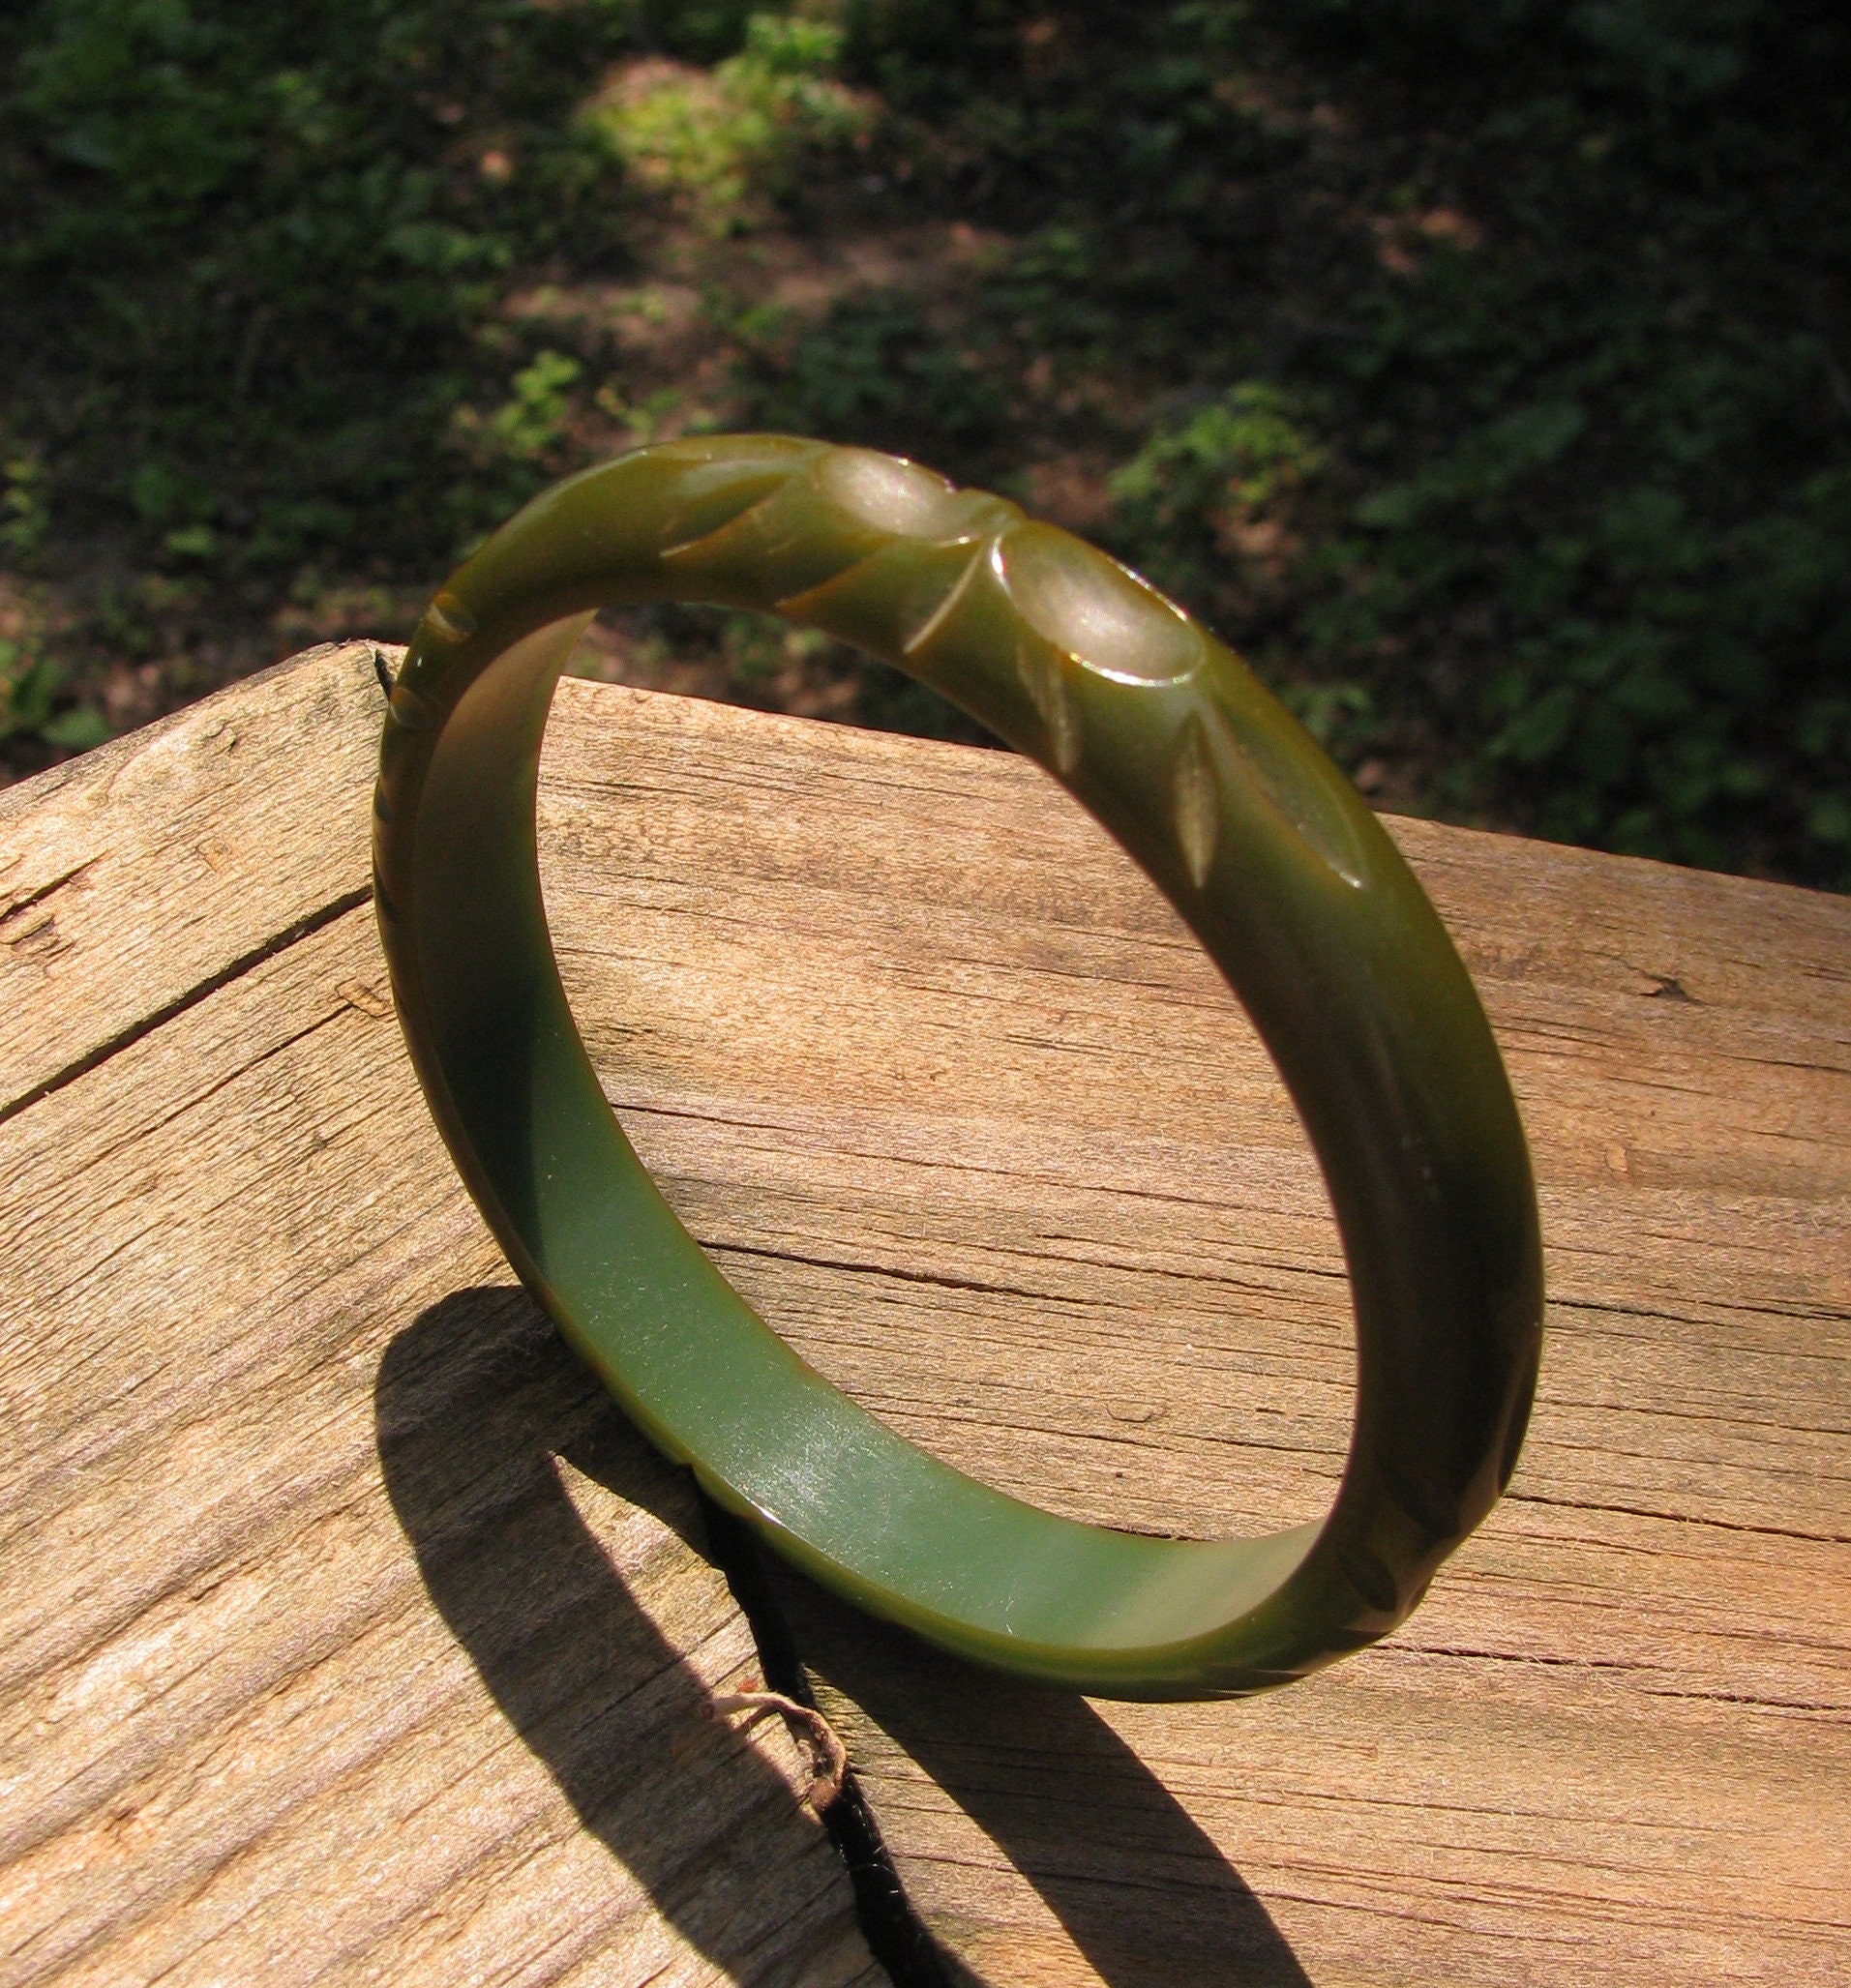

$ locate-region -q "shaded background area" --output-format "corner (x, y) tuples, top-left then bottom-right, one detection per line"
(2, 0), (1845, 886)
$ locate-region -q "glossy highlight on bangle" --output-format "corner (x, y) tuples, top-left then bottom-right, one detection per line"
(373, 435), (1544, 1701)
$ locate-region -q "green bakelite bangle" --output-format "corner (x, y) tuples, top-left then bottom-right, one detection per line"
(374, 435), (1543, 1701)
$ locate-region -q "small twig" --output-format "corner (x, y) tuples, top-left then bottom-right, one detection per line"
(371, 645), (395, 699)
(704, 1685), (849, 1812)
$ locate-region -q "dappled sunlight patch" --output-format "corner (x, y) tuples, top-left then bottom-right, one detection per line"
(581, 18), (873, 238)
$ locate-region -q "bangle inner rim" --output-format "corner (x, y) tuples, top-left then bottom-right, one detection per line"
(377, 439), (1542, 1702)
(406, 613), (1325, 1695)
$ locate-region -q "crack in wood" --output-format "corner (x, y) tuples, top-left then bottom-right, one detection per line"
(0, 855), (102, 935)
(0, 884), (373, 1127)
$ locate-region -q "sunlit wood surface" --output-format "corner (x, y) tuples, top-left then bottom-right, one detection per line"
(3, 641), (1844, 1986)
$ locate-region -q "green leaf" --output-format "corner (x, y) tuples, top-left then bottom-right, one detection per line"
(43, 705), (111, 752)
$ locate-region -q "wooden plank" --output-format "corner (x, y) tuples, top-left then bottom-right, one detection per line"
(4, 646), (1845, 1984)
(0, 647), (882, 1987)
(0, 641), (385, 1116)
(528, 682), (1849, 1986)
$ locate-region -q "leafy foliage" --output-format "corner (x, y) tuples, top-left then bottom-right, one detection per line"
(741, 292), (1007, 454)
(1, 0), (1844, 884)
(0, 637), (107, 751)
(1, 0), (631, 579)
(583, 12), (871, 233)
(807, 0), (1851, 881)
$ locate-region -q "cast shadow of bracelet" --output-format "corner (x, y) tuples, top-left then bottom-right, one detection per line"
(761, 1547), (1315, 1988)
(374, 1286), (854, 1983)
(376, 1287), (1311, 1988)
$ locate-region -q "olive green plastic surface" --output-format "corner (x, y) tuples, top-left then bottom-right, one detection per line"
(373, 435), (1543, 1700)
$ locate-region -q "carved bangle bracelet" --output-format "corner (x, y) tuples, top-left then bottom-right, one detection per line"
(373, 434), (1543, 1700)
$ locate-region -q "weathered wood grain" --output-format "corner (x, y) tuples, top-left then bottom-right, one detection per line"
(0, 642), (385, 1117)
(0, 647), (881, 1988)
(529, 679), (1849, 1985)
(3, 643), (1845, 1986)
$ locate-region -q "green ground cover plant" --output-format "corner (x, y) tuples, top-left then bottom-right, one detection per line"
(3, 0), (1844, 885)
